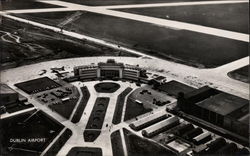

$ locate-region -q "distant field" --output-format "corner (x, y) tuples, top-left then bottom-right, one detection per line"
(13, 11), (248, 68)
(13, 11), (77, 27)
(116, 3), (249, 33)
(59, 0), (224, 6)
(0, 17), (137, 70)
(63, 12), (248, 68)
(228, 65), (249, 83)
(1, 0), (63, 10)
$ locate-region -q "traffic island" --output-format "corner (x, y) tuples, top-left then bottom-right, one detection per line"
(83, 97), (110, 142)
(94, 82), (120, 93)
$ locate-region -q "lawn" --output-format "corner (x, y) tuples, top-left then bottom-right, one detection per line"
(111, 130), (125, 156)
(94, 82), (120, 93)
(84, 97), (110, 142)
(124, 96), (152, 121)
(71, 86), (90, 123)
(112, 87), (133, 124)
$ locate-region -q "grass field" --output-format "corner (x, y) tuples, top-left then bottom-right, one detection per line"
(116, 3), (248, 33)
(1, 0), (63, 10)
(124, 97), (152, 121)
(60, 0), (222, 6)
(12, 11), (78, 27)
(12, 8), (248, 68)
(0, 17), (137, 69)
(4, 0), (248, 69)
(62, 12), (248, 68)
(228, 65), (249, 83)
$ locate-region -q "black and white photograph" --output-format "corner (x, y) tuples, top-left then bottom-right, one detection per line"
(0, 0), (249, 155)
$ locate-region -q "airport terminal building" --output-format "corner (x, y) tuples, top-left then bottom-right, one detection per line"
(73, 59), (148, 82)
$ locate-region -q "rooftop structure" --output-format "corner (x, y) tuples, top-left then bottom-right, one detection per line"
(142, 116), (179, 138)
(130, 113), (169, 131)
(197, 93), (248, 116)
(177, 86), (249, 138)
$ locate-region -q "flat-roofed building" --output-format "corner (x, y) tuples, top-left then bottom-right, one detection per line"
(73, 59), (148, 82)
(123, 66), (140, 80)
(142, 116), (179, 137)
(74, 65), (98, 80)
(192, 131), (212, 145)
(178, 86), (249, 137)
(98, 59), (124, 78)
(167, 140), (191, 154)
(130, 113), (169, 131)
(196, 93), (249, 136)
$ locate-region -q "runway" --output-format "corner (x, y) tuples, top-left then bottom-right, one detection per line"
(1, 0), (249, 42)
